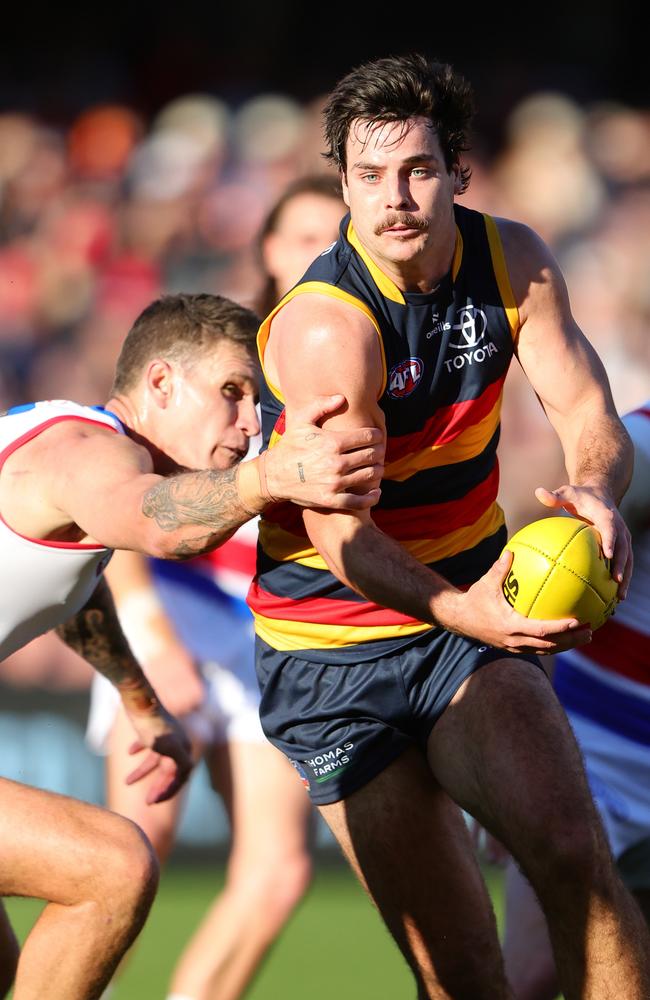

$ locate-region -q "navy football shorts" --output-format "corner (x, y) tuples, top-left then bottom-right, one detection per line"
(255, 629), (543, 805)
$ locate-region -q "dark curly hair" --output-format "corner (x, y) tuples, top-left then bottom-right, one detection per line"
(323, 52), (475, 193)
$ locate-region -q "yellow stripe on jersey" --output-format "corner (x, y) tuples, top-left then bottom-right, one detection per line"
(384, 394), (502, 481)
(253, 611), (432, 651)
(259, 501), (504, 569)
(484, 214), (520, 340)
(347, 221), (464, 303)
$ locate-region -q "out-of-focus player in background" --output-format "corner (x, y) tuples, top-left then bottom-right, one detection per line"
(88, 179), (348, 1000)
(253, 173), (345, 318)
(499, 399), (650, 1000)
(0, 288), (382, 1000)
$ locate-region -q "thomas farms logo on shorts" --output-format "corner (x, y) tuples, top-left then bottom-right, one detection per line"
(388, 357), (423, 399)
(304, 742), (355, 783)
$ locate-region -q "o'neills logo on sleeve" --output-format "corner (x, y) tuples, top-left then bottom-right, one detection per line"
(388, 357), (423, 399)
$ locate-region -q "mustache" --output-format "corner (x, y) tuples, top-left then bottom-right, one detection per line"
(375, 213), (428, 235)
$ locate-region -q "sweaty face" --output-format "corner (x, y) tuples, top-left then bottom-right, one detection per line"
(263, 191), (345, 297)
(162, 339), (260, 472)
(341, 117), (462, 287)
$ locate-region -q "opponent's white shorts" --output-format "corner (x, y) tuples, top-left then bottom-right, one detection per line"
(569, 710), (650, 863)
(86, 575), (266, 753)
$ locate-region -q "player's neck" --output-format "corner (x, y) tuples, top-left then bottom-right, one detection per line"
(103, 394), (182, 476)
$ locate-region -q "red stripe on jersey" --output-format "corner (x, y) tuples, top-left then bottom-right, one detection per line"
(262, 462), (500, 543)
(373, 466), (499, 540)
(247, 580), (422, 626)
(582, 616), (650, 686)
(385, 375), (505, 463)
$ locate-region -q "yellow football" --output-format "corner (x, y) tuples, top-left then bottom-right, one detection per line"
(501, 515), (619, 629)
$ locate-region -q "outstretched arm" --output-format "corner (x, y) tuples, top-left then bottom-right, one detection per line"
(43, 394), (383, 559)
(55, 576), (193, 804)
(500, 219), (633, 595)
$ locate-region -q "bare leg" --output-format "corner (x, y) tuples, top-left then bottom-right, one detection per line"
(169, 738), (313, 1000)
(319, 747), (513, 1000)
(427, 658), (650, 1000)
(503, 859), (650, 1000)
(0, 901), (19, 998)
(502, 859), (559, 1000)
(100, 702), (195, 991)
(0, 776), (158, 1000)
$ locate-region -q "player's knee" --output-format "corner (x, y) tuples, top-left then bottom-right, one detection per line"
(94, 817), (160, 932)
(527, 813), (605, 887)
(230, 847), (311, 926)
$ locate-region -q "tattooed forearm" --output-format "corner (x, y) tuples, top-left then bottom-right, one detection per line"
(55, 578), (158, 711)
(141, 467), (250, 557)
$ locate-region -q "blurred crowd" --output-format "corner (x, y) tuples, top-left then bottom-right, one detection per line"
(1, 85), (649, 690)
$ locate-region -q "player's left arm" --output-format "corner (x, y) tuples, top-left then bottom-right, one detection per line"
(55, 576), (193, 803)
(501, 218), (633, 594)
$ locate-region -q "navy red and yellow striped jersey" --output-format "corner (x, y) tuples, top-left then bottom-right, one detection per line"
(247, 204), (520, 661)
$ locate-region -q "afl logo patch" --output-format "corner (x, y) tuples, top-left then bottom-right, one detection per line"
(388, 357), (423, 399)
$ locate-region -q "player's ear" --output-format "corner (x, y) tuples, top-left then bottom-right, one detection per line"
(452, 162), (463, 195)
(146, 358), (174, 409)
(341, 171), (350, 207)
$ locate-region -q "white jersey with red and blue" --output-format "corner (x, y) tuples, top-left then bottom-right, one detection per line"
(0, 400), (122, 660)
(553, 402), (650, 858)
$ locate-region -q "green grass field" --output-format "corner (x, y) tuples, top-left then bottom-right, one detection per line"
(5, 858), (509, 999)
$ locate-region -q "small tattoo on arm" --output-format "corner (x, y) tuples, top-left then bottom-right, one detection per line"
(297, 461), (306, 483)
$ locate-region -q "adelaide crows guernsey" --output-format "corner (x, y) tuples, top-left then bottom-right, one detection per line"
(0, 400), (122, 659)
(248, 204), (520, 662)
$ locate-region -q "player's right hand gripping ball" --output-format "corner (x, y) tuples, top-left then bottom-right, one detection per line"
(501, 516), (619, 629)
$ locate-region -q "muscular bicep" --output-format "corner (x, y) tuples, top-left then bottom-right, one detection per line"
(269, 295), (386, 551)
(270, 295), (385, 432)
(47, 427), (163, 549)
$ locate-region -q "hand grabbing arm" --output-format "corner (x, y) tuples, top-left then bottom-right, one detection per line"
(269, 294), (590, 656)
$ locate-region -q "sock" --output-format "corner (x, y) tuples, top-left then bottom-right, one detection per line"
(166, 995), (197, 1000)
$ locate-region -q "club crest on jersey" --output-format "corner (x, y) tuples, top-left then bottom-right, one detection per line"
(388, 357), (423, 399)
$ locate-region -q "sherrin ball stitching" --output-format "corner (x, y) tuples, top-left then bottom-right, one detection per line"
(513, 523), (588, 610)
(517, 531), (609, 614)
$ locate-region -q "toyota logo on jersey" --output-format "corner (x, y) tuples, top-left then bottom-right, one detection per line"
(387, 357), (423, 399)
